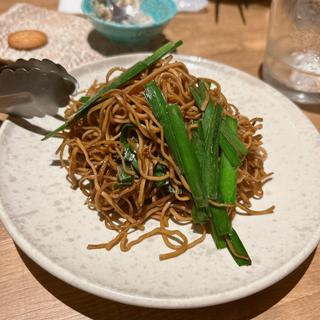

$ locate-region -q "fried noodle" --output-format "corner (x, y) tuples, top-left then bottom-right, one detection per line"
(57, 56), (274, 260)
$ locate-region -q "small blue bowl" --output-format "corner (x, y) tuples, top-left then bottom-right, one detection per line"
(82, 0), (177, 46)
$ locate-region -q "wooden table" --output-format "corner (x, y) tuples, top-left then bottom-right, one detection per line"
(0, 1), (319, 319)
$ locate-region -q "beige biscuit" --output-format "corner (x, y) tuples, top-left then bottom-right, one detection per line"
(8, 30), (48, 50)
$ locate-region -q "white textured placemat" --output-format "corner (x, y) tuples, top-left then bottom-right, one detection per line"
(0, 3), (105, 70)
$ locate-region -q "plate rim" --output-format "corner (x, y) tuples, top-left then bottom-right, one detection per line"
(0, 53), (319, 309)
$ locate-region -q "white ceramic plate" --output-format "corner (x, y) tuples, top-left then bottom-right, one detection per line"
(0, 55), (320, 309)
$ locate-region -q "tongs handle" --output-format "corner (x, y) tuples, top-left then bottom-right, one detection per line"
(0, 92), (33, 113)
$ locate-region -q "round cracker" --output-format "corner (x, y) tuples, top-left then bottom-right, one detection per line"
(8, 30), (48, 50)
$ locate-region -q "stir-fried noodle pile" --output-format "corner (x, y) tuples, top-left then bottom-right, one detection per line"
(58, 56), (274, 260)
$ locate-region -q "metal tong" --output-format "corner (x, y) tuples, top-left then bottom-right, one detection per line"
(0, 59), (78, 118)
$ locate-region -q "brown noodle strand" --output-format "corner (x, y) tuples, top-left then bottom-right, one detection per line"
(236, 203), (275, 215)
(208, 199), (235, 208)
(225, 237), (251, 261)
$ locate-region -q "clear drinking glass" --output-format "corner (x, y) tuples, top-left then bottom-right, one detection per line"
(262, 0), (320, 104)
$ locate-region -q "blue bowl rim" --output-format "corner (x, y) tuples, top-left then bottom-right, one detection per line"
(81, 0), (177, 30)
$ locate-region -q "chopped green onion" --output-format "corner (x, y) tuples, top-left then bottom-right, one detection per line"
(192, 206), (208, 224)
(144, 82), (207, 208)
(201, 102), (222, 200)
(210, 218), (227, 249)
(220, 116), (248, 158)
(219, 133), (242, 167)
(227, 228), (252, 266)
(144, 81), (183, 170)
(120, 124), (139, 173)
(166, 103), (207, 207)
(190, 82), (231, 236)
(117, 165), (133, 186)
(190, 86), (203, 110)
(191, 82), (247, 168)
(220, 116), (251, 265)
(145, 81), (251, 266)
(190, 127), (205, 172)
(219, 117), (238, 204)
(79, 96), (90, 104)
(154, 163), (168, 188)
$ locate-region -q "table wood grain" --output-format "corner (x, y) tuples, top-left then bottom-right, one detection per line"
(0, 1), (319, 319)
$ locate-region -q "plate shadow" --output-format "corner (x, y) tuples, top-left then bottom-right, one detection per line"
(87, 30), (170, 57)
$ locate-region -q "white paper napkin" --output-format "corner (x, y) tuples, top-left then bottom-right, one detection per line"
(58, 0), (82, 14)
